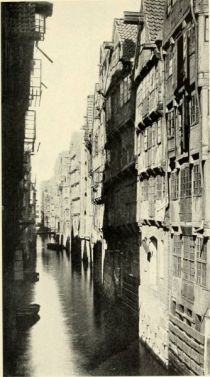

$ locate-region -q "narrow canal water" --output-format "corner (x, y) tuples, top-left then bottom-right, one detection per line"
(8, 236), (172, 376)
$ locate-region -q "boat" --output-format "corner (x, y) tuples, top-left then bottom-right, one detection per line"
(47, 243), (66, 251)
(24, 270), (39, 283)
(16, 304), (40, 323)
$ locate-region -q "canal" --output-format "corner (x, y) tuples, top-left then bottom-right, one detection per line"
(7, 236), (172, 376)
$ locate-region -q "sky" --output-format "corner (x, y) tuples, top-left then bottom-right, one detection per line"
(32, 0), (141, 187)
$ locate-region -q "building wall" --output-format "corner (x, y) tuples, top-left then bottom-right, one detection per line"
(102, 19), (139, 316)
(135, 21), (169, 362)
(162, 1), (210, 374)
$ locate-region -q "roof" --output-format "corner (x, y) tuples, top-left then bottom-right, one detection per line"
(143, 0), (166, 42)
(114, 18), (138, 60)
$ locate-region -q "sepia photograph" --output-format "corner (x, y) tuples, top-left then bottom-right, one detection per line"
(1, 0), (210, 376)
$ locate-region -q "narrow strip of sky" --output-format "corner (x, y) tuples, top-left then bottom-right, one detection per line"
(33, 0), (141, 185)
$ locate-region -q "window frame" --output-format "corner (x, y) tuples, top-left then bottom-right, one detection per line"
(196, 238), (207, 288)
(204, 16), (209, 42)
(167, 109), (175, 138)
(181, 166), (192, 198)
(183, 236), (195, 283)
(193, 163), (202, 197)
(190, 92), (199, 126)
(171, 170), (179, 201)
(173, 234), (182, 278)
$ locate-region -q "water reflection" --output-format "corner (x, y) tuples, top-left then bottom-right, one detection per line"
(7, 236), (170, 376)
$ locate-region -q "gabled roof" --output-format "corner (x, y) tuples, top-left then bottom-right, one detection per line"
(143, 0), (166, 42)
(114, 18), (138, 60)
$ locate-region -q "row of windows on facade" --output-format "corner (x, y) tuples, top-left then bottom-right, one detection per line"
(138, 118), (162, 151)
(106, 144), (134, 170)
(165, 20), (208, 82)
(166, 2), (209, 44)
(165, 25), (196, 80)
(137, 92), (200, 150)
(173, 235), (207, 288)
(167, 93), (199, 138)
(140, 164), (202, 201)
(136, 64), (162, 103)
(106, 76), (131, 121)
(171, 164), (202, 199)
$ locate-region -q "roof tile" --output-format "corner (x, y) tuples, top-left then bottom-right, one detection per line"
(115, 18), (138, 61)
(144, 0), (166, 41)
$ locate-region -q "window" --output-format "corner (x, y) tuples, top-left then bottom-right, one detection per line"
(157, 119), (162, 144)
(167, 110), (175, 138)
(205, 16), (209, 42)
(181, 166), (191, 198)
(120, 77), (131, 107)
(35, 13), (45, 34)
(148, 127), (152, 149)
(196, 238), (207, 287)
(171, 171), (179, 200)
(189, 27), (195, 55)
(193, 164), (202, 196)
(173, 235), (182, 277)
(120, 81), (124, 107)
(190, 93), (199, 126)
(106, 96), (111, 121)
(165, 48), (173, 78)
(148, 177), (155, 217)
(169, 57), (173, 77)
(144, 129), (148, 151)
(156, 175), (162, 200)
(141, 179), (148, 201)
(183, 236), (195, 282)
(152, 123), (157, 147)
(177, 35), (184, 84)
